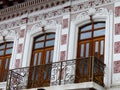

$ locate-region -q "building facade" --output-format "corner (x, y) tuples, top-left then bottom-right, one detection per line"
(0, 0), (120, 90)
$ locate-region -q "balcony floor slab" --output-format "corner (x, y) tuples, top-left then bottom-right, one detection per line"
(23, 82), (106, 90)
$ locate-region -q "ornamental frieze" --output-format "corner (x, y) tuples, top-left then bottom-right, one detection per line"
(0, 0), (114, 21)
(0, 0), (114, 31)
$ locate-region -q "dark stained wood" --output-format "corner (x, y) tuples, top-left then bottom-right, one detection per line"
(75, 22), (105, 85)
(0, 42), (13, 82)
(28, 33), (55, 88)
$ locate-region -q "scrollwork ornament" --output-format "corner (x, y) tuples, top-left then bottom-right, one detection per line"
(96, 8), (108, 15)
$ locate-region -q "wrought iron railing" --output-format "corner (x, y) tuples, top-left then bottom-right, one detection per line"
(6, 56), (105, 90)
(75, 56), (105, 86)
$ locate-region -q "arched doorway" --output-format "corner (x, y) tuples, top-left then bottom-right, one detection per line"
(28, 33), (55, 88)
(0, 42), (13, 82)
(75, 22), (105, 85)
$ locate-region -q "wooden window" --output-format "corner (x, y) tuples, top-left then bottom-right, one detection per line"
(77, 22), (105, 60)
(0, 42), (13, 82)
(31, 33), (55, 66)
(28, 33), (55, 88)
(75, 22), (105, 83)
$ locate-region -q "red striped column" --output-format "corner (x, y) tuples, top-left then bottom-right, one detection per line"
(14, 18), (27, 68)
(59, 14), (70, 85)
(113, 1), (120, 85)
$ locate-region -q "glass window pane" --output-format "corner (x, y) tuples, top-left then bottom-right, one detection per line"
(94, 29), (105, 37)
(100, 40), (104, 55)
(86, 43), (89, 57)
(45, 51), (49, 64)
(38, 52), (41, 65)
(7, 43), (13, 48)
(35, 67), (39, 80)
(45, 40), (54, 47)
(0, 60), (2, 66)
(35, 35), (45, 41)
(5, 58), (9, 69)
(34, 53), (37, 66)
(6, 49), (12, 54)
(94, 22), (105, 29)
(44, 69), (47, 80)
(95, 41), (99, 57)
(0, 44), (5, 49)
(46, 34), (55, 39)
(80, 44), (84, 57)
(80, 32), (92, 40)
(50, 50), (54, 63)
(0, 50), (4, 56)
(81, 24), (92, 32)
(32, 71), (35, 80)
(34, 42), (44, 49)
(95, 41), (99, 53)
(84, 60), (88, 74)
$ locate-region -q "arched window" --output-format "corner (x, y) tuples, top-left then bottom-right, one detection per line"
(30, 33), (55, 66)
(28, 33), (55, 88)
(77, 22), (105, 61)
(0, 42), (13, 82)
(75, 22), (105, 84)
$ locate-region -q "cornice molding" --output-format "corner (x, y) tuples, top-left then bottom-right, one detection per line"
(0, 0), (68, 21)
(0, 0), (114, 33)
(0, 0), (114, 21)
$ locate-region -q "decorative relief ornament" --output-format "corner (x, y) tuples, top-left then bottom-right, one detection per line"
(0, 29), (12, 37)
(88, 7), (96, 16)
(0, 0), (113, 31)
(75, 8), (109, 21)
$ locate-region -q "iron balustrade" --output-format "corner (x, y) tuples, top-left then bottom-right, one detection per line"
(6, 56), (105, 90)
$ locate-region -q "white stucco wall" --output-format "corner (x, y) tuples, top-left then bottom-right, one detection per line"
(0, 0), (120, 90)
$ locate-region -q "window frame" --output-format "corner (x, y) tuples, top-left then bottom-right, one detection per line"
(0, 41), (13, 82)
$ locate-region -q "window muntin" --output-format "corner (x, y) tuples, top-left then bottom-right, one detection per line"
(93, 29), (105, 37)
(34, 42), (44, 49)
(76, 22), (105, 84)
(80, 32), (92, 40)
(34, 33), (55, 49)
(78, 22), (105, 59)
(0, 42), (13, 56)
(81, 24), (92, 32)
(0, 44), (5, 49)
(94, 22), (105, 29)
(100, 40), (104, 55)
(0, 42), (13, 82)
(85, 43), (89, 57)
(46, 33), (55, 39)
(29, 33), (55, 88)
(35, 35), (45, 41)
(45, 40), (54, 47)
(79, 22), (105, 40)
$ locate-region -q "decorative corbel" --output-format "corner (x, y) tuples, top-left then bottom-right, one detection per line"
(3, 36), (6, 41)
(41, 20), (47, 32)
(88, 7), (96, 22)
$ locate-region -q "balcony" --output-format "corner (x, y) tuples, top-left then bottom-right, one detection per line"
(6, 56), (105, 90)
